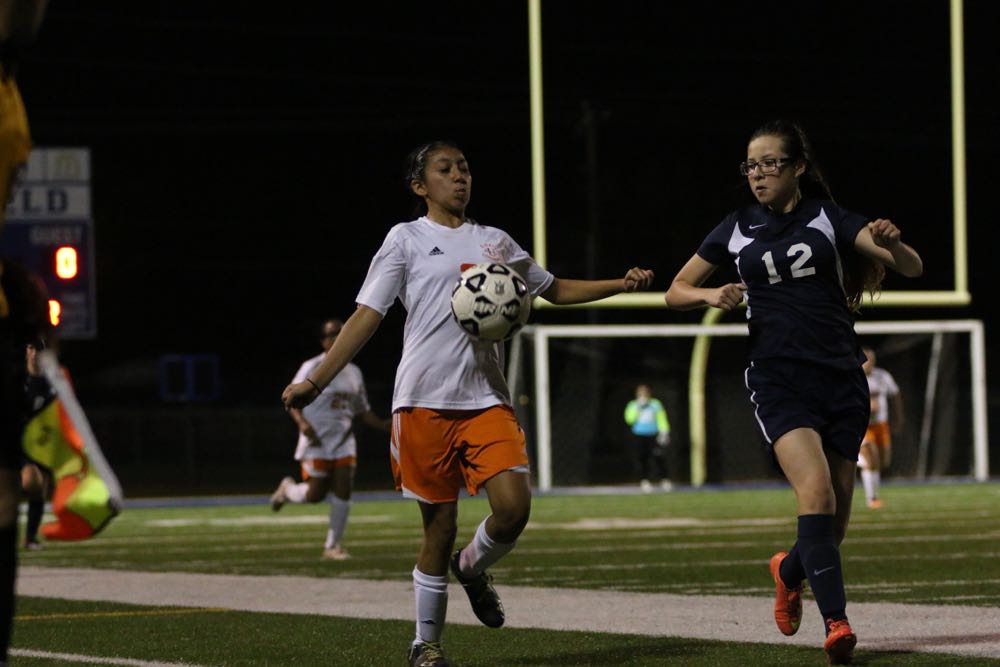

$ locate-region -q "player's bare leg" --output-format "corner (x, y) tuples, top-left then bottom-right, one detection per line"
(859, 441), (882, 508)
(449, 470), (531, 629)
(323, 465), (354, 560)
(408, 501), (456, 665)
(774, 429), (855, 662)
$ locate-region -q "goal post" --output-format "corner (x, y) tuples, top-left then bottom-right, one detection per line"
(510, 318), (988, 491)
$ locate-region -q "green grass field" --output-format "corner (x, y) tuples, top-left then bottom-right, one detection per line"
(13, 481), (1000, 665)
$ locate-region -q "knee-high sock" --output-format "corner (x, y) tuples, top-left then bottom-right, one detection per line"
(861, 468), (879, 502)
(458, 516), (515, 577)
(797, 514), (847, 625)
(324, 496), (351, 549)
(413, 567), (447, 645)
(0, 525), (16, 662)
(779, 541), (807, 588)
(284, 482), (308, 503)
(25, 498), (43, 544)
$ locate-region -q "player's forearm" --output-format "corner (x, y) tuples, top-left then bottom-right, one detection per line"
(665, 280), (711, 310)
(307, 305), (382, 389)
(288, 408), (310, 430)
(887, 242), (923, 278)
(542, 278), (624, 305)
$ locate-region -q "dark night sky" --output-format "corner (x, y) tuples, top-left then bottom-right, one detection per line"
(12, 1), (1000, 408)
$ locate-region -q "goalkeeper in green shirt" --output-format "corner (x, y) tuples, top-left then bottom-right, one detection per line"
(624, 384), (672, 492)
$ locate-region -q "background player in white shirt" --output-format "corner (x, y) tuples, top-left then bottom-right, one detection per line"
(282, 140), (654, 667)
(858, 346), (903, 509)
(271, 318), (390, 560)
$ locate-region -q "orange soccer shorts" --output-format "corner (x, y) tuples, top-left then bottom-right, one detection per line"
(301, 456), (356, 480)
(863, 421), (892, 448)
(390, 405), (530, 504)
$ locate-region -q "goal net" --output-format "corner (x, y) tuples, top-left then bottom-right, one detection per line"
(508, 319), (988, 491)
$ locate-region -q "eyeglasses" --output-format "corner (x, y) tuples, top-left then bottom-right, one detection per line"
(739, 157), (793, 176)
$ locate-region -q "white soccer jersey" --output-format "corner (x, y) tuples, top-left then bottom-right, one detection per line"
(292, 355), (370, 460)
(866, 366), (899, 423)
(356, 217), (554, 411)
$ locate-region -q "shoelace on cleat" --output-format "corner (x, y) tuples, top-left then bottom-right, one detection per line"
(417, 642), (445, 664)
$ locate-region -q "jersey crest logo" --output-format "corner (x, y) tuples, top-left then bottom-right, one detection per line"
(481, 238), (513, 262)
(429, 246), (444, 256)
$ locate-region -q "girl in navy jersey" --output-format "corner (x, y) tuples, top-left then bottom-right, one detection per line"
(283, 140), (654, 667)
(665, 120), (922, 664)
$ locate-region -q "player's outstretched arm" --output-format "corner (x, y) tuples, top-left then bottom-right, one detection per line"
(854, 219), (923, 277)
(541, 266), (654, 305)
(666, 254), (745, 311)
(282, 305), (383, 410)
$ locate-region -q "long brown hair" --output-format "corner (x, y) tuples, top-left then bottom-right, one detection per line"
(750, 120), (884, 311)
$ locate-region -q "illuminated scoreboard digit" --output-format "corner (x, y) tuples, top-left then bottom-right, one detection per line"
(1, 148), (96, 339)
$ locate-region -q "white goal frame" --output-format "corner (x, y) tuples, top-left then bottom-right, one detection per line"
(510, 319), (988, 491)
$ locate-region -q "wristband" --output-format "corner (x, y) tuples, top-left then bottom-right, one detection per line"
(305, 378), (321, 394)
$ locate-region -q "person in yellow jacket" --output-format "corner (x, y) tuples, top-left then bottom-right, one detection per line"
(624, 384), (672, 492)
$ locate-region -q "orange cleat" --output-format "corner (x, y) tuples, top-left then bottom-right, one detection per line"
(824, 619), (857, 664)
(866, 499), (884, 509)
(769, 551), (803, 636)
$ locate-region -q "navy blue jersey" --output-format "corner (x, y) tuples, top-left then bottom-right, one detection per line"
(697, 199), (868, 369)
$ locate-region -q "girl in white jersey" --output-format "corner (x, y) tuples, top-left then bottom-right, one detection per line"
(858, 346), (903, 509)
(270, 318), (391, 561)
(282, 140), (654, 667)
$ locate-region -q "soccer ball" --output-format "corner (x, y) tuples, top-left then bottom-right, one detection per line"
(450, 263), (531, 341)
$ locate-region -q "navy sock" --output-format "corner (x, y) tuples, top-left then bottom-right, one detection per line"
(796, 514), (847, 626)
(26, 499), (43, 544)
(779, 542), (806, 588)
(0, 524), (15, 661)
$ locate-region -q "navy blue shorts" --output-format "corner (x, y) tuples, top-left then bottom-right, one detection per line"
(744, 359), (870, 461)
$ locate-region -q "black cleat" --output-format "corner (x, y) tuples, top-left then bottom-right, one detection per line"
(450, 549), (505, 628)
(407, 641), (450, 667)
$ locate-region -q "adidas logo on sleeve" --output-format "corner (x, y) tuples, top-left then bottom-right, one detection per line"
(429, 247), (444, 256)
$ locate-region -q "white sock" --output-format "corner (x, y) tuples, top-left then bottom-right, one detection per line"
(285, 482), (309, 503)
(861, 469), (879, 501)
(413, 567), (447, 644)
(458, 516), (515, 577)
(325, 496), (351, 549)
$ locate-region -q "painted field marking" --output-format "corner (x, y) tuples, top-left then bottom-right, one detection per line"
(146, 514), (393, 528)
(9, 648), (207, 666)
(17, 566), (1000, 660)
(17, 607), (229, 621)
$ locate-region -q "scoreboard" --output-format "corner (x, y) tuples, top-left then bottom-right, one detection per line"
(1, 148), (96, 339)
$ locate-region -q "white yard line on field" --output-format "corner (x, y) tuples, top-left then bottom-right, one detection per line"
(10, 648), (206, 666)
(17, 566), (1000, 660)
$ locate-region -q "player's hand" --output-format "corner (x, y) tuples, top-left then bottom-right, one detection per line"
(656, 431), (670, 447)
(623, 267), (655, 292)
(868, 218), (901, 249)
(707, 283), (746, 310)
(301, 424), (320, 442)
(282, 381), (319, 410)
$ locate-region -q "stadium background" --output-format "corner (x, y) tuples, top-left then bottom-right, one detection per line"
(10, 1), (998, 495)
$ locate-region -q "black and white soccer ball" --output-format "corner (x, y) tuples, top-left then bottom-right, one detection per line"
(450, 263), (531, 341)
